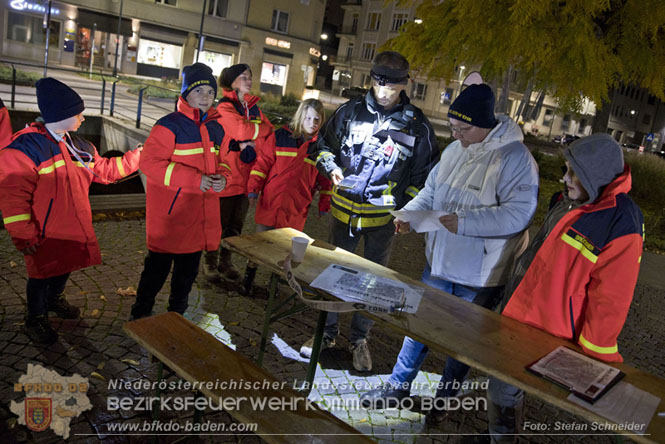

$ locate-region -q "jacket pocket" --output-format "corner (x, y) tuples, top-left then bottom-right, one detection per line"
(168, 188), (182, 215)
(41, 198), (54, 237)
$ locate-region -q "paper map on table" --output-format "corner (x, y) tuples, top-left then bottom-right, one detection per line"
(527, 346), (624, 403)
(310, 264), (423, 314)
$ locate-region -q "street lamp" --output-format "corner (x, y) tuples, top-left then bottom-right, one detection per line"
(322, 55), (328, 61)
(320, 33), (328, 40)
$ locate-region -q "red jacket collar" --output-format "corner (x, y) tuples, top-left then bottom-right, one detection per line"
(176, 96), (219, 123)
(221, 89), (261, 110)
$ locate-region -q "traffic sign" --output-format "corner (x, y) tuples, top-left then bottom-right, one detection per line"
(646, 133), (655, 142)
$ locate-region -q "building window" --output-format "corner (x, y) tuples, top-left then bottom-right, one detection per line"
(361, 42), (376, 61)
(361, 73), (372, 88)
(648, 95), (656, 105)
(561, 114), (571, 131)
(155, 0), (177, 5)
(260, 61), (288, 95)
(366, 12), (381, 31)
(7, 12), (60, 46)
(578, 118), (587, 133)
(351, 14), (359, 34)
(440, 88), (454, 105)
(208, 0), (227, 18)
(643, 114), (651, 125)
(345, 43), (354, 62)
(543, 109), (553, 126)
(195, 50), (232, 76)
(271, 10), (289, 33)
(138, 39), (182, 69)
(412, 82), (427, 101)
(391, 13), (408, 32)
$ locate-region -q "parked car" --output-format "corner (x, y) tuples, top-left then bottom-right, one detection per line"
(621, 143), (640, 151)
(552, 134), (580, 145)
(341, 86), (368, 99)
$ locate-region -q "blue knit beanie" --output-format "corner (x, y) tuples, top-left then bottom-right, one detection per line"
(448, 84), (497, 128)
(36, 78), (85, 123)
(181, 63), (217, 98)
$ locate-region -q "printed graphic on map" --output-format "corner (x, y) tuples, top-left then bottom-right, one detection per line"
(10, 364), (92, 439)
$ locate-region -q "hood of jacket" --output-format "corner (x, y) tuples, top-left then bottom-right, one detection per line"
(465, 114), (523, 154)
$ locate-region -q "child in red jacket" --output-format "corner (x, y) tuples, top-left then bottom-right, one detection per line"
(204, 64), (274, 282)
(0, 78), (141, 344)
(242, 99), (331, 293)
(130, 63), (228, 320)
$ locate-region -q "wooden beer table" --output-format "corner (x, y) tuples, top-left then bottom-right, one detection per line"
(223, 228), (665, 443)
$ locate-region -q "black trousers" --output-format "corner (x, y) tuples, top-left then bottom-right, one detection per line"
(131, 250), (202, 318)
(26, 273), (70, 317)
(220, 194), (249, 241)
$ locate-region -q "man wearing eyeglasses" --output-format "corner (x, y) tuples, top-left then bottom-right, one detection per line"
(305, 51), (438, 372)
(360, 84), (539, 430)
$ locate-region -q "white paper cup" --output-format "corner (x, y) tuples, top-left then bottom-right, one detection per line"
(291, 237), (309, 262)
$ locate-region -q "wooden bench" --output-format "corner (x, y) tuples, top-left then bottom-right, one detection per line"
(123, 312), (374, 444)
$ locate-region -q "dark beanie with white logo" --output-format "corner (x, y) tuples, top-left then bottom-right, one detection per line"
(36, 78), (85, 123)
(447, 84), (497, 129)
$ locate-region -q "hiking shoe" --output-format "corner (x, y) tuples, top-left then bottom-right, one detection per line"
(218, 255), (241, 281)
(299, 335), (336, 358)
(350, 339), (372, 371)
(202, 252), (221, 283)
(47, 295), (80, 319)
(360, 383), (410, 409)
(25, 315), (58, 345)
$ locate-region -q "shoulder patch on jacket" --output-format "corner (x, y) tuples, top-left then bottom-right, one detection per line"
(5, 132), (59, 166)
(571, 194), (643, 250)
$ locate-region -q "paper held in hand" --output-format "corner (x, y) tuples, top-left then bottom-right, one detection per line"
(390, 210), (448, 233)
(527, 346), (625, 403)
(309, 264), (423, 314)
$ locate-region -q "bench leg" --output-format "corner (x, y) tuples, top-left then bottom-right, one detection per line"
(302, 310), (328, 396)
(258, 272), (279, 366)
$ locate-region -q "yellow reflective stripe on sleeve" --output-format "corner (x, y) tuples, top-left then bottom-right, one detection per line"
(579, 334), (618, 355)
(276, 151), (298, 157)
(304, 158), (316, 166)
(164, 162), (176, 186)
(320, 190), (332, 195)
(405, 185), (419, 198)
(638, 255), (642, 263)
(219, 163), (231, 171)
(250, 170), (267, 179)
(3, 213), (31, 224)
(252, 123), (260, 140)
(38, 160), (65, 175)
(116, 156), (126, 177)
(561, 233), (598, 264)
(317, 152), (334, 162)
(173, 148), (204, 155)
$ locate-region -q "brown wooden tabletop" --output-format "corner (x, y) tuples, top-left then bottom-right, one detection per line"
(123, 312), (375, 444)
(223, 227), (665, 443)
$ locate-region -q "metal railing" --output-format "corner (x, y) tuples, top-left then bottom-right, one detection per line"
(0, 59), (179, 131)
(1, 59), (291, 130)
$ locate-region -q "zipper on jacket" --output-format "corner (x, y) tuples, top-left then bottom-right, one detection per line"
(168, 188), (182, 215)
(41, 198), (54, 237)
(568, 297), (576, 339)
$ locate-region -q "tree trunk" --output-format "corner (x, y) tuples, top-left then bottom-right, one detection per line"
(591, 89), (615, 134)
(529, 91), (545, 122)
(496, 65), (513, 114)
(516, 79), (534, 121)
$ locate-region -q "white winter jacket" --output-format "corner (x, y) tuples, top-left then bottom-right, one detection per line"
(403, 115), (539, 287)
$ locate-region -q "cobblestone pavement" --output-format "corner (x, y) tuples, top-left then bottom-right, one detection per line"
(1, 205), (664, 444)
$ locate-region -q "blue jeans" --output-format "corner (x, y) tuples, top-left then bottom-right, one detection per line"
(387, 265), (503, 398)
(324, 217), (395, 343)
(487, 376), (524, 443)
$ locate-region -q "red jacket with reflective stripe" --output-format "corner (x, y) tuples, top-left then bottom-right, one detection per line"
(247, 128), (331, 231)
(503, 168), (643, 362)
(0, 123), (140, 278)
(0, 99), (12, 148)
(216, 89), (273, 197)
(141, 98), (228, 254)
